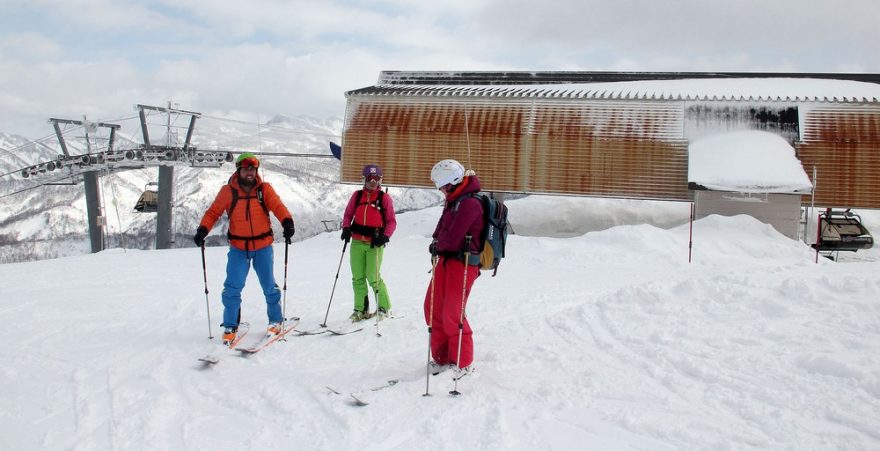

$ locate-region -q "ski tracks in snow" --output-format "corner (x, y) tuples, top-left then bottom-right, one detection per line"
(538, 258), (880, 449)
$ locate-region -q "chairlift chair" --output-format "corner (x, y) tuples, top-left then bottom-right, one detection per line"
(134, 182), (159, 213)
(812, 209), (874, 254)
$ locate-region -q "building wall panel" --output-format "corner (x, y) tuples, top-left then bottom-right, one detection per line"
(342, 97), (689, 201)
(694, 191), (802, 239)
(798, 105), (880, 208)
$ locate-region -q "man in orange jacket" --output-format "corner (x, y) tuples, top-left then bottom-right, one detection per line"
(193, 153), (295, 344)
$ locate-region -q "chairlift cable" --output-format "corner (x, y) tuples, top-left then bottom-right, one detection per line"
(0, 173), (80, 199)
(463, 106), (473, 170)
(200, 114), (341, 139)
(98, 169), (108, 249)
(0, 134), (59, 156)
(106, 168), (127, 251)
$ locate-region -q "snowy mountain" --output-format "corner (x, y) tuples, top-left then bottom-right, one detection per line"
(1, 196), (878, 449)
(0, 116), (444, 263)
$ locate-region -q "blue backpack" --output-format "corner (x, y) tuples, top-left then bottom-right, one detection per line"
(468, 193), (509, 276)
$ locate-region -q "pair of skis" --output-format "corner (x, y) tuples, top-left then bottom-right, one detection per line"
(295, 313), (404, 337)
(198, 318), (299, 364)
(294, 320), (364, 336)
(328, 365), (475, 406)
(326, 380), (399, 406)
(430, 364), (476, 397)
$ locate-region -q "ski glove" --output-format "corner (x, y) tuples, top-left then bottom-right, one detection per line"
(282, 218), (295, 244)
(193, 226), (208, 247)
(340, 227), (352, 242)
(371, 234), (389, 248)
(428, 240), (438, 256)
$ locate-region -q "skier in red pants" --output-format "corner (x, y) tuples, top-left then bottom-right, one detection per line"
(424, 159), (485, 380)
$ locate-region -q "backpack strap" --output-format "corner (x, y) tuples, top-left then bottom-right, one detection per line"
(256, 186), (268, 215)
(350, 189), (386, 237)
(226, 185), (272, 248)
(228, 185), (268, 217)
(450, 193), (485, 265)
(227, 185), (237, 215)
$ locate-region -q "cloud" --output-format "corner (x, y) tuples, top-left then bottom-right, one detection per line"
(12, 0), (192, 32)
(0, 32), (62, 61)
(467, 0), (880, 70)
(1, 0), (879, 140)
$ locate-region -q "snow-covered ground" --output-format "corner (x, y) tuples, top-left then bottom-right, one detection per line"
(1, 196), (879, 450)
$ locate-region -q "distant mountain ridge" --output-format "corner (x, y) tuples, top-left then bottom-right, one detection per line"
(0, 115), (442, 263)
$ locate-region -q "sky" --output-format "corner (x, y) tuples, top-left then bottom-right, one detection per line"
(1, 0), (880, 139)
(1, 195), (878, 449)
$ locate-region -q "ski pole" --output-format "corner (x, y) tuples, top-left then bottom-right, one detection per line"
(200, 244), (213, 339)
(374, 241), (382, 337)
(450, 235), (472, 396)
(320, 239), (348, 327)
(423, 255), (440, 397)
(282, 239), (290, 327)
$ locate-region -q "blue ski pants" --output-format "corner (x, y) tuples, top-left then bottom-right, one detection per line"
(221, 245), (282, 327)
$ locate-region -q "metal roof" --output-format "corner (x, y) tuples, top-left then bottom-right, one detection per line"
(347, 71), (880, 103)
(375, 70), (880, 85)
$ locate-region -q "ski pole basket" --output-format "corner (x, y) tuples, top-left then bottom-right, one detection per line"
(812, 209), (874, 252)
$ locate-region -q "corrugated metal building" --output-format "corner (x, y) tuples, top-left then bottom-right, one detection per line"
(341, 71), (880, 211)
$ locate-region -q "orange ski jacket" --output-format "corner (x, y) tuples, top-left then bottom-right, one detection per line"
(199, 173), (292, 251)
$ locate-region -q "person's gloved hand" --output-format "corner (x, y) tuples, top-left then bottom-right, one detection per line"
(282, 218), (295, 244)
(371, 234), (389, 248)
(428, 240), (438, 256)
(193, 226), (208, 247)
(340, 227), (351, 242)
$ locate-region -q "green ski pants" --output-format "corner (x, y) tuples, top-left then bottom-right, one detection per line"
(350, 239), (391, 311)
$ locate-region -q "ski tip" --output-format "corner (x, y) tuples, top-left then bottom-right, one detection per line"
(295, 328), (329, 336)
(326, 386), (342, 395)
(327, 327), (364, 335)
(349, 394), (369, 406)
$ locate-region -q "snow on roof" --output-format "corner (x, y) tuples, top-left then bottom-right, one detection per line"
(688, 130), (813, 194)
(352, 78), (880, 103)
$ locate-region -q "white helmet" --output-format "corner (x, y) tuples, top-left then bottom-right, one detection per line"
(430, 159), (465, 189)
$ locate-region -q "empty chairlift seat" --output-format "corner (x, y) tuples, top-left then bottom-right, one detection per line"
(134, 184), (159, 213)
(812, 209), (874, 252)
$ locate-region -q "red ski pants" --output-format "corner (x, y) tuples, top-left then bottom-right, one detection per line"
(423, 257), (480, 369)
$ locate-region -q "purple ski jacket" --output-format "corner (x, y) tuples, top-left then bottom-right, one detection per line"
(432, 175), (485, 260)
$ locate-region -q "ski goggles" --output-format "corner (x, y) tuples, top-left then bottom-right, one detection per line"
(365, 175), (382, 183)
(237, 157), (259, 169)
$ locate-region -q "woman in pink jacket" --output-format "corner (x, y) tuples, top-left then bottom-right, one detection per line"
(340, 164), (397, 321)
